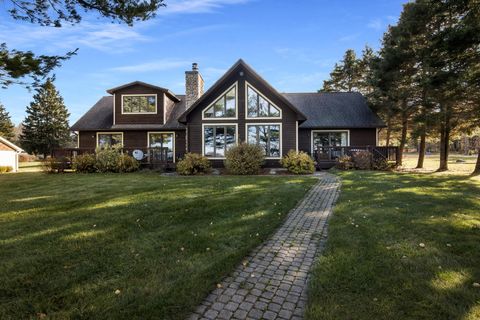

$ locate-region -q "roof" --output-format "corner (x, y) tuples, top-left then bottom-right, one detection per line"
(106, 81), (180, 102)
(70, 96), (187, 131)
(0, 136), (23, 152)
(282, 92), (386, 128)
(178, 59), (307, 122)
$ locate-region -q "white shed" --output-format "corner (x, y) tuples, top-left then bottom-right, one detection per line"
(0, 136), (23, 172)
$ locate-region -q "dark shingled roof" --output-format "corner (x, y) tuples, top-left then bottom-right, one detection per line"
(70, 95), (187, 131)
(282, 92), (385, 128)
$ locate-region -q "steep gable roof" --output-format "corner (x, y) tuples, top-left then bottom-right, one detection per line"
(282, 92), (385, 128)
(178, 59), (307, 122)
(0, 136), (23, 152)
(106, 81), (180, 102)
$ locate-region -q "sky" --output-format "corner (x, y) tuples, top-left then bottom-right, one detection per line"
(0, 0), (407, 125)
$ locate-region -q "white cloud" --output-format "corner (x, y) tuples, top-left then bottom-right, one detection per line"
(160, 0), (251, 15)
(367, 18), (383, 30)
(110, 59), (190, 72)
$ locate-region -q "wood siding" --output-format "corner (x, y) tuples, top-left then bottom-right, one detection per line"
(186, 64), (297, 167)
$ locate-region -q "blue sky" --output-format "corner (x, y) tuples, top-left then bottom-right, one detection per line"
(0, 0), (406, 125)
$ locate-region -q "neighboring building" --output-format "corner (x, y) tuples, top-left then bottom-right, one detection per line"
(0, 136), (23, 172)
(71, 59), (386, 168)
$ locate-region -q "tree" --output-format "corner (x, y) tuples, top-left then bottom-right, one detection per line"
(1, 0), (164, 88)
(320, 49), (361, 92)
(20, 79), (70, 157)
(0, 101), (15, 140)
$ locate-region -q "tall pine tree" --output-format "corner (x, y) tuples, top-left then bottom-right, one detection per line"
(0, 101), (15, 140)
(320, 49), (361, 92)
(20, 79), (70, 157)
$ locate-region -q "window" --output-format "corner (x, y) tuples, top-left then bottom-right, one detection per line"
(203, 125), (237, 158)
(312, 131), (349, 151)
(246, 84), (281, 118)
(97, 133), (123, 148)
(247, 124), (281, 158)
(122, 95), (156, 113)
(203, 85), (236, 119)
(148, 132), (174, 162)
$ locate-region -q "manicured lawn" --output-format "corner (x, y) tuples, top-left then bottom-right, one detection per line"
(0, 173), (316, 320)
(306, 171), (480, 320)
(402, 153), (477, 174)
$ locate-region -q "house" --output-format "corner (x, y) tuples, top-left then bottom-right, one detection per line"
(70, 59), (390, 168)
(0, 136), (23, 172)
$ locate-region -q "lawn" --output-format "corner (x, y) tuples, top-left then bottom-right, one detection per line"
(401, 153), (477, 174)
(306, 171), (480, 320)
(0, 172), (316, 320)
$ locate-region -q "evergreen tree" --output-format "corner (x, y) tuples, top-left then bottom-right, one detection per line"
(0, 101), (15, 140)
(20, 79), (70, 157)
(320, 49), (361, 92)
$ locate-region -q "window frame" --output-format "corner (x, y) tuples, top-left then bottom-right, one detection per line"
(310, 130), (350, 152)
(202, 82), (238, 120)
(121, 94), (158, 114)
(245, 123), (283, 159)
(201, 123), (238, 159)
(96, 132), (124, 148)
(245, 81), (282, 120)
(147, 131), (176, 163)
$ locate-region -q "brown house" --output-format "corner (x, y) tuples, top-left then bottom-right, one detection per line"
(71, 59), (387, 168)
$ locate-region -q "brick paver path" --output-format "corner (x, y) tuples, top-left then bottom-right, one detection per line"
(188, 172), (340, 320)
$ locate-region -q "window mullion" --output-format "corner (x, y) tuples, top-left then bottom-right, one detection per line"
(267, 126), (271, 157)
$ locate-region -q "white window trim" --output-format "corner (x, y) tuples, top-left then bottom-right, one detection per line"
(113, 94), (116, 125)
(121, 94), (158, 114)
(310, 129), (350, 153)
(202, 82), (238, 120)
(245, 81), (282, 120)
(147, 131), (176, 163)
(201, 123), (239, 159)
(96, 132), (124, 148)
(163, 93), (166, 125)
(295, 121), (299, 152)
(245, 123), (283, 159)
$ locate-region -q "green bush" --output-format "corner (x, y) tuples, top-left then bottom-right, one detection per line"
(352, 150), (372, 170)
(72, 154), (96, 173)
(224, 143), (264, 175)
(336, 155), (354, 170)
(0, 166), (13, 173)
(280, 150), (315, 174)
(117, 153), (140, 173)
(95, 147), (121, 173)
(176, 153), (211, 175)
(42, 157), (70, 173)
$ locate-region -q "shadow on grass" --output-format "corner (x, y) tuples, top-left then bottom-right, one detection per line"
(306, 171), (480, 320)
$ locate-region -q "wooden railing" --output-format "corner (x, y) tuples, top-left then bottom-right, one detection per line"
(53, 147), (174, 167)
(312, 146), (400, 165)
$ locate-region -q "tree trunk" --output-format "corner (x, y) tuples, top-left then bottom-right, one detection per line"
(416, 131), (426, 168)
(473, 150), (480, 175)
(438, 112), (451, 172)
(398, 112), (408, 166)
(386, 117), (392, 147)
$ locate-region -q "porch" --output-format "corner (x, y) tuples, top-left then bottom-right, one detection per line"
(312, 146), (400, 169)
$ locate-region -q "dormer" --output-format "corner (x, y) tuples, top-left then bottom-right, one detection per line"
(107, 81), (180, 125)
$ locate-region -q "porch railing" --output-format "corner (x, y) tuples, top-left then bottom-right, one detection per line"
(312, 146), (400, 165)
(52, 147), (174, 166)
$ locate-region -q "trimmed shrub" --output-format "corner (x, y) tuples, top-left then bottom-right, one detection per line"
(224, 143), (264, 175)
(0, 166), (13, 173)
(72, 154), (96, 173)
(336, 155), (354, 170)
(42, 157), (70, 173)
(176, 153), (211, 175)
(280, 150), (315, 174)
(352, 150), (372, 170)
(117, 153), (140, 173)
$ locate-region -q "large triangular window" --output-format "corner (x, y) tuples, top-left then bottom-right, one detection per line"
(246, 83), (281, 118)
(203, 84), (237, 119)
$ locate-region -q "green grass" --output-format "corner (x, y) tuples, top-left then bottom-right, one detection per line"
(306, 171), (480, 320)
(0, 172), (316, 320)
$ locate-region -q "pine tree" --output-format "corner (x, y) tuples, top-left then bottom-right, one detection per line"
(0, 102), (15, 140)
(320, 49), (361, 92)
(20, 79), (70, 157)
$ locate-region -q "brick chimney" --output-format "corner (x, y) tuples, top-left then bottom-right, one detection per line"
(185, 62), (204, 109)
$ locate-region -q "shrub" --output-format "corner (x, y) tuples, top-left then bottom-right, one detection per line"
(280, 150), (315, 174)
(224, 143), (264, 175)
(18, 153), (36, 162)
(372, 156), (389, 171)
(0, 166), (13, 173)
(72, 154), (96, 173)
(352, 150), (372, 170)
(335, 155), (354, 170)
(117, 154), (140, 173)
(95, 147), (122, 173)
(42, 157), (70, 173)
(176, 153), (211, 175)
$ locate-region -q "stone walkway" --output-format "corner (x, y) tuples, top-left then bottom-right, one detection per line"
(188, 172), (341, 320)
